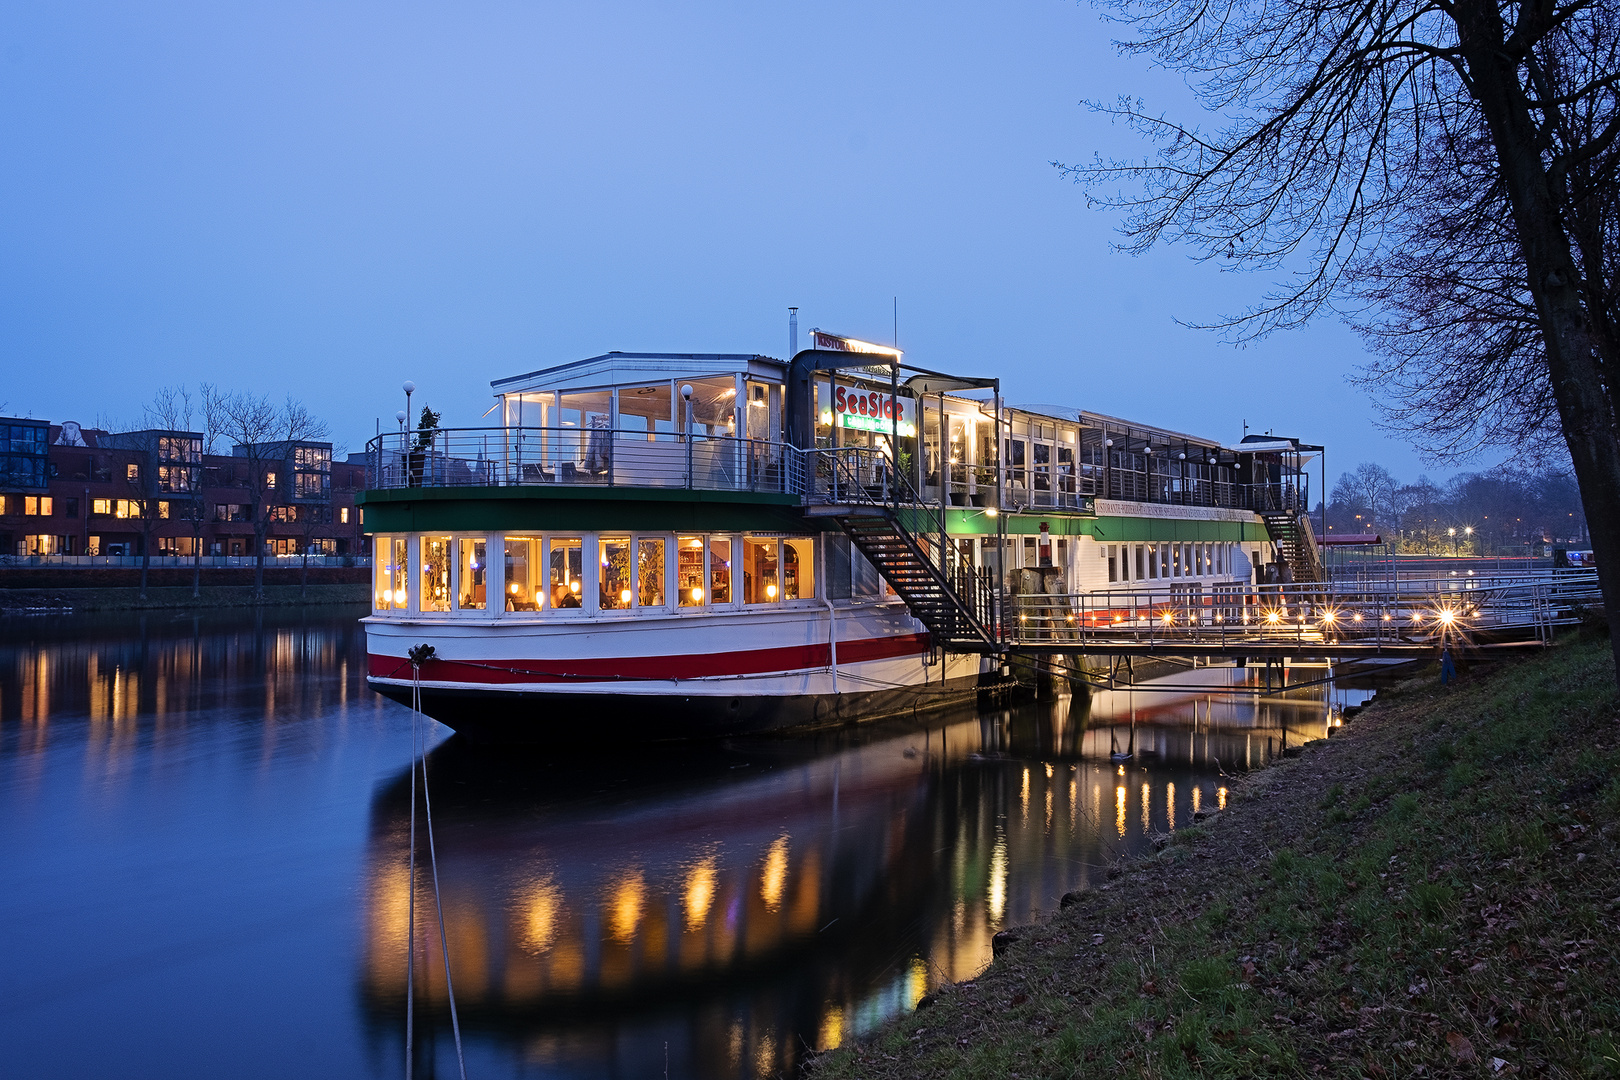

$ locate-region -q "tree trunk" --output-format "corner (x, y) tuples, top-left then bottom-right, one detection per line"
(1459, 4), (1620, 682)
(253, 511), (268, 601)
(138, 527), (151, 601)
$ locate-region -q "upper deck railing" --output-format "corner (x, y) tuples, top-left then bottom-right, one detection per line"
(365, 426), (1312, 516)
(366, 427), (802, 496)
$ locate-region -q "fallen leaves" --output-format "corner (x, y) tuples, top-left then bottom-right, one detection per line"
(1446, 1031), (1477, 1063)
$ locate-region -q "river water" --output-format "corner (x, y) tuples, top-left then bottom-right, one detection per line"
(0, 607), (1359, 1078)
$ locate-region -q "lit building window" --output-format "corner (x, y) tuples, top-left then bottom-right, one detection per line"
(92, 499), (112, 515)
(127, 463), (139, 481)
(340, 507), (350, 524)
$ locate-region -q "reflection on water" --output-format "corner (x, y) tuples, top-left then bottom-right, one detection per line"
(360, 664), (1361, 1078)
(0, 611), (1357, 1080)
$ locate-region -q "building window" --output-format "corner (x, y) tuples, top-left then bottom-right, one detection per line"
(266, 471), (276, 489)
(158, 501), (170, 519)
(65, 497), (79, 519)
(24, 495), (52, 516)
(340, 507), (350, 524)
(127, 463), (140, 481)
(93, 498), (112, 515)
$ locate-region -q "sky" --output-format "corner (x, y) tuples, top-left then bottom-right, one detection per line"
(0, 0), (1453, 484)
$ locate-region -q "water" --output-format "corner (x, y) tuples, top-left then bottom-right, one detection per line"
(0, 608), (1358, 1078)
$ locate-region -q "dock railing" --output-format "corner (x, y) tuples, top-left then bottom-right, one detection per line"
(1005, 570), (1600, 650)
(366, 427), (803, 496)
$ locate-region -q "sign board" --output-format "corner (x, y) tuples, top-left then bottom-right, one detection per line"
(816, 377), (917, 437)
(811, 330), (900, 358)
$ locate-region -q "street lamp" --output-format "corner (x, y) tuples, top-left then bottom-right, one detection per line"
(1448, 527), (1457, 556)
(403, 381), (416, 440)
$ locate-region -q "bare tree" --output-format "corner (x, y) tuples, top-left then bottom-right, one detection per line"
(1067, 0), (1620, 678)
(1332, 463), (1402, 532)
(295, 503), (330, 600)
(143, 386), (212, 598)
(212, 392), (330, 600)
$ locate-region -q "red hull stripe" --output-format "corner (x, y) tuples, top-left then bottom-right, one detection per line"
(367, 633), (932, 684)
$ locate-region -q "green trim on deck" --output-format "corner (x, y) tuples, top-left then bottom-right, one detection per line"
(359, 486), (816, 534)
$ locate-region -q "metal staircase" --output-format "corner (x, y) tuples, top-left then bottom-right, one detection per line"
(1260, 510), (1326, 584)
(804, 448), (1001, 652)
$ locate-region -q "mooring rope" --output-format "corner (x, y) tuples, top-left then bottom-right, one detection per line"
(407, 644), (467, 1080)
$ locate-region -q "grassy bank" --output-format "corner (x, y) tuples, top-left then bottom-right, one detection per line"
(809, 638), (1620, 1079)
(0, 583), (369, 611)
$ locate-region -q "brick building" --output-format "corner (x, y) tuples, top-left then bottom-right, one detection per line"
(0, 418), (369, 559)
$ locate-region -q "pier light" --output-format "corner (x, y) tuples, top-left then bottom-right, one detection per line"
(1438, 608), (1457, 626)
(1162, 610), (1175, 624)
(1321, 610), (1336, 623)
(984, 507), (998, 518)
(1353, 612), (1363, 621)
(1383, 612), (1392, 621)
(1265, 609), (1281, 625)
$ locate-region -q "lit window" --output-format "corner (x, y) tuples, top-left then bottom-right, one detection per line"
(126, 463), (139, 481)
(340, 507), (350, 524)
(25, 496), (52, 516)
(92, 499), (112, 515)
(266, 472), (276, 489)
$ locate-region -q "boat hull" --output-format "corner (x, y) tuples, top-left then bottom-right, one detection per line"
(363, 602), (994, 742)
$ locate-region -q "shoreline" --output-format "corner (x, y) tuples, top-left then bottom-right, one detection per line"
(808, 635), (1619, 1078)
(0, 583), (369, 613)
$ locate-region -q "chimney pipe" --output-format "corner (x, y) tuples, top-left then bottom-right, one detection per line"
(788, 307), (798, 357)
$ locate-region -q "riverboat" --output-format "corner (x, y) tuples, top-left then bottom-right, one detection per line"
(360, 330), (1321, 742)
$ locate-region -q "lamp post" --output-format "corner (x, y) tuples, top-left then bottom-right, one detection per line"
(681, 384), (694, 488)
(1449, 527), (1457, 556)
(403, 381), (416, 442)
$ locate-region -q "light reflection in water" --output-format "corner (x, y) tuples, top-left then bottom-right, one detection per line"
(0, 610), (1367, 1080)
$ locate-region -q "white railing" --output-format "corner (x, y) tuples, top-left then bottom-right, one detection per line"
(366, 427), (803, 496)
(0, 554), (370, 569)
(1005, 571), (1601, 648)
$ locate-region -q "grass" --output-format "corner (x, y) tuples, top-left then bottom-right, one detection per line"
(807, 636), (1620, 1079)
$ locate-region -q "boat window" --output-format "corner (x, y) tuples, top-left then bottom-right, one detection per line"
(636, 538), (666, 607)
(504, 537), (541, 612)
(743, 538), (780, 603)
(420, 537), (452, 612)
(1147, 544), (1158, 579)
(783, 537), (815, 600)
(1005, 438), (1026, 487)
(677, 536), (705, 606)
(707, 537), (732, 604)
(599, 538), (632, 610)
(548, 538), (583, 609)
(619, 384), (675, 435)
(679, 377), (738, 437)
(1033, 442), (1051, 492)
(375, 536), (407, 611)
(458, 538), (487, 610)
(558, 392), (611, 476)
(745, 381), (777, 442)
(1107, 544), (1118, 583)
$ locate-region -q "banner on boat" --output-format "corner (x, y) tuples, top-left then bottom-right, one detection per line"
(816, 376), (917, 437)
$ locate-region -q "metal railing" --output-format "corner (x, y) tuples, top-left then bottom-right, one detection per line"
(804, 446), (1000, 642)
(0, 554), (369, 569)
(1004, 570), (1601, 649)
(366, 427), (802, 495)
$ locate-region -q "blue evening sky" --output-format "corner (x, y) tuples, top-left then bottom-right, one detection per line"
(1, 1), (1444, 483)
